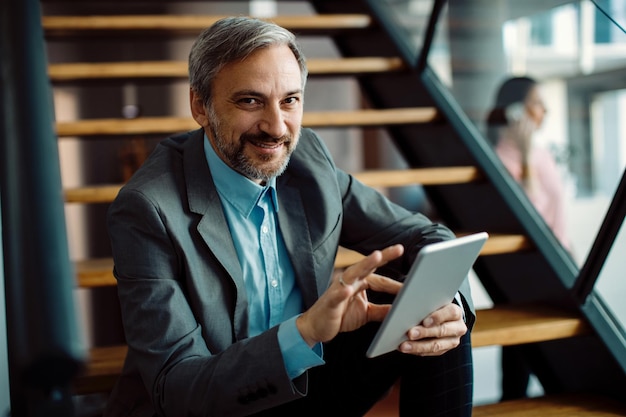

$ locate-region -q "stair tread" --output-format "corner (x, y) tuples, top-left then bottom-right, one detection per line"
(353, 166), (483, 187)
(473, 393), (626, 416)
(75, 234), (529, 288)
(366, 391), (626, 416)
(48, 57), (406, 80)
(43, 14), (373, 34)
(472, 303), (592, 348)
(55, 108), (439, 137)
(64, 166), (482, 204)
(74, 303), (589, 395)
(333, 233), (531, 269)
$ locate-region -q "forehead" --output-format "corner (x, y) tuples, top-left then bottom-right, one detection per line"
(213, 44), (303, 97)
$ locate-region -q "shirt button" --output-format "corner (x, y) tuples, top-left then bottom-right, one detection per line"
(270, 280), (278, 288)
(261, 226), (269, 234)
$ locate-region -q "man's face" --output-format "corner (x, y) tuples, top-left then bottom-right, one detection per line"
(191, 44), (304, 184)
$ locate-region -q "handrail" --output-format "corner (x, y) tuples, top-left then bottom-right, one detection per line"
(573, 168), (626, 373)
(573, 168), (626, 301)
(416, 0), (447, 73)
(0, 0), (84, 415)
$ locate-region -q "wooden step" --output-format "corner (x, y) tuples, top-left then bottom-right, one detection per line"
(473, 393), (626, 417)
(73, 303), (590, 395)
(73, 344), (128, 395)
(354, 167), (482, 188)
(366, 391), (626, 417)
(75, 258), (117, 288)
(65, 184), (121, 204)
(48, 57), (406, 81)
(43, 14), (374, 36)
(63, 166), (481, 204)
(75, 235), (530, 288)
(334, 233), (532, 269)
(55, 108), (439, 137)
(471, 303), (592, 348)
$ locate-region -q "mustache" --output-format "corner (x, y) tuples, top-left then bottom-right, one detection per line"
(241, 132), (291, 144)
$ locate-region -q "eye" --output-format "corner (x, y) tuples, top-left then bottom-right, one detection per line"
(283, 96), (300, 106)
(239, 97), (260, 106)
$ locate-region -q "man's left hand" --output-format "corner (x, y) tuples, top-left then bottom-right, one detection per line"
(398, 303), (467, 356)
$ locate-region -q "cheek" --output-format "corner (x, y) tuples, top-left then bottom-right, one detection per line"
(529, 107), (544, 124)
(219, 115), (255, 139)
(285, 113), (303, 134)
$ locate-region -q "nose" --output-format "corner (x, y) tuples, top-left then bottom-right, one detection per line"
(259, 103), (288, 139)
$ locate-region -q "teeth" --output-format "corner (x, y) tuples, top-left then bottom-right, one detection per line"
(253, 141), (280, 148)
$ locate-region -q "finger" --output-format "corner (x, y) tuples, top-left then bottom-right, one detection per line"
(422, 303), (463, 327)
(407, 319), (467, 341)
(366, 303), (392, 322)
(339, 252), (381, 287)
(378, 244), (404, 264)
(341, 244), (404, 286)
(399, 336), (462, 357)
(365, 274), (402, 295)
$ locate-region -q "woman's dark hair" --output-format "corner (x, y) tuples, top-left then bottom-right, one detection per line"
(485, 76), (537, 144)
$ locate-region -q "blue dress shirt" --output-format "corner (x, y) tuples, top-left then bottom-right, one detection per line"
(204, 135), (323, 379)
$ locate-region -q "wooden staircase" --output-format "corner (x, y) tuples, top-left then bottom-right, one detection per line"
(40, 2), (626, 416)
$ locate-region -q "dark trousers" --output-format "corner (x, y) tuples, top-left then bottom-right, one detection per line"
(255, 322), (474, 417)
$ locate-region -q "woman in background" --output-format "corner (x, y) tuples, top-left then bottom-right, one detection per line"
(485, 76), (571, 401)
(486, 76), (570, 250)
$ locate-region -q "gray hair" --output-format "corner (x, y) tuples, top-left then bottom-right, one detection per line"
(189, 16), (308, 106)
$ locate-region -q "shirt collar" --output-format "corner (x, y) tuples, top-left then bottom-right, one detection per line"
(204, 133), (279, 218)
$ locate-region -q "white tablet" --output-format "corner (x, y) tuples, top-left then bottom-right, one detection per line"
(366, 232), (488, 358)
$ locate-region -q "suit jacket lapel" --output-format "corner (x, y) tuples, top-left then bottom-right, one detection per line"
(277, 175), (319, 310)
(182, 129), (249, 338)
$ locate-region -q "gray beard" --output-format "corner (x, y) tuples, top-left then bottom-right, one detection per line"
(208, 122), (295, 183)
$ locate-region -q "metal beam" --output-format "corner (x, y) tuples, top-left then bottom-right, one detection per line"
(0, 0), (85, 415)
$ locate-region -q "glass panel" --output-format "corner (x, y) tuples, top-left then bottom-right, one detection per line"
(381, 0), (437, 58)
(422, 0), (626, 395)
(431, 0), (626, 267)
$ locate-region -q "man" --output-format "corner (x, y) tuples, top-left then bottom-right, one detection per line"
(105, 16), (474, 417)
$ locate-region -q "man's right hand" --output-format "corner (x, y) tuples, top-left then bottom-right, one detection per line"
(295, 244), (404, 347)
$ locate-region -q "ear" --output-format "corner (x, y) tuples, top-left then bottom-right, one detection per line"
(190, 89), (210, 128)
(505, 102), (525, 123)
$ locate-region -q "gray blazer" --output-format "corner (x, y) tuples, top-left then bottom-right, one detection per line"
(104, 128), (475, 417)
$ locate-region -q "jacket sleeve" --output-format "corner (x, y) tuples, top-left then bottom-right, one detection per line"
(302, 130), (476, 329)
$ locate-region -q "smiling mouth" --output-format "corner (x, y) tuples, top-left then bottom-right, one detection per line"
(250, 139), (284, 149)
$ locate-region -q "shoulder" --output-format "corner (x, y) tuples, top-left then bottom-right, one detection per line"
(531, 145), (560, 171)
(117, 130), (201, 198)
(288, 128), (336, 172)
(281, 128), (349, 194)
